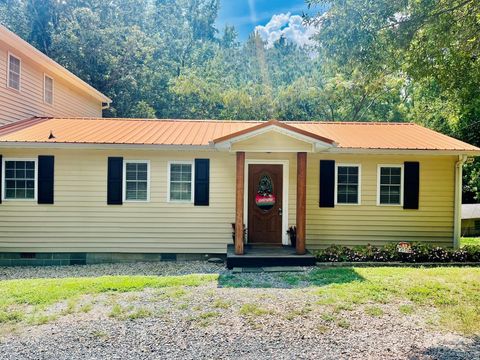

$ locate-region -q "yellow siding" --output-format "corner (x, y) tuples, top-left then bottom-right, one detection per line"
(0, 149), (236, 253)
(0, 40), (102, 126)
(231, 131), (313, 152)
(0, 148), (456, 254)
(306, 154), (456, 248)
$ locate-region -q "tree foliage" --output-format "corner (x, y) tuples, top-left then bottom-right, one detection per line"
(1, 0), (479, 199)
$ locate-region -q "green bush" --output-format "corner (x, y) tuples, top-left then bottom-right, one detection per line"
(315, 243), (480, 263)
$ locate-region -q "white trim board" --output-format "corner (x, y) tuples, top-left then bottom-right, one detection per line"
(243, 159), (289, 245)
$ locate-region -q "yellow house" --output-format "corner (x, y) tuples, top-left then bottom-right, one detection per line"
(0, 24), (111, 125)
(0, 25), (479, 267)
(0, 117), (478, 267)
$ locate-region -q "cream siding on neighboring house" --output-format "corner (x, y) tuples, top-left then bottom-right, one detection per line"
(0, 148), (456, 253)
(0, 41), (102, 126)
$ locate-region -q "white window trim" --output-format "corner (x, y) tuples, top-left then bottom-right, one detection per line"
(43, 73), (54, 105)
(377, 164), (404, 206)
(167, 160), (194, 203)
(122, 160), (150, 202)
(335, 163), (361, 205)
(7, 52), (21, 92)
(1, 158), (38, 201)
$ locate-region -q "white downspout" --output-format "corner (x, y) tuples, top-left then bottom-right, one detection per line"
(453, 155), (467, 248)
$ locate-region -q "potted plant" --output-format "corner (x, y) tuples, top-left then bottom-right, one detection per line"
(287, 226), (296, 248)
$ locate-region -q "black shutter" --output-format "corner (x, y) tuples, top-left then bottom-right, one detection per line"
(319, 160), (335, 207)
(404, 161), (420, 209)
(38, 155), (54, 204)
(107, 157), (123, 205)
(0, 155), (2, 204)
(194, 158), (210, 206)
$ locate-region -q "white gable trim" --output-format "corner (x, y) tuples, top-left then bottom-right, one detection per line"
(213, 125), (335, 152)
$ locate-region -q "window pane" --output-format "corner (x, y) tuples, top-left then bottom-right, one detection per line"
(171, 164), (181, 172)
(379, 166), (402, 204)
(337, 166), (359, 204)
(124, 162), (148, 201)
(8, 56), (21, 90)
(4, 160), (35, 199)
(137, 171), (147, 181)
(169, 163), (192, 201)
(391, 175), (401, 185)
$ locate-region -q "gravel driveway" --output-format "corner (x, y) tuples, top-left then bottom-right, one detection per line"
(0, 262), (478, 360)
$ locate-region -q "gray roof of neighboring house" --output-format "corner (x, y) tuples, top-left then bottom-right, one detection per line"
(462, 204), (480, 220)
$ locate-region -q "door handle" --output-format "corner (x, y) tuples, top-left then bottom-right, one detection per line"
(278, 207), (282, 216)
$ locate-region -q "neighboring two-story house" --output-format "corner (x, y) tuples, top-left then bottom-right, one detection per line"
(0, 25), (111, 125)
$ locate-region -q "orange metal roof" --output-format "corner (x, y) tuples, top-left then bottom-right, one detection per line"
(0, 117), (478, 152)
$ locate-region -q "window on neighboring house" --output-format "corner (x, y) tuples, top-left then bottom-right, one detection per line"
(336, 164), (360, 204)
(378, 165), (403, 205)
(3, 159), (36, 200)
(7, 54), (21, 91)
(168, 161), (193, 202)
(44, 74), (54, 105)
(124, 161), (149, 201)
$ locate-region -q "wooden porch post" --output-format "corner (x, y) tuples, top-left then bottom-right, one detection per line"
(235, 152), (245, 255)
(296, 152), (307, 255)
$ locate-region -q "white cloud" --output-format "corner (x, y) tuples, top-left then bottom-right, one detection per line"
(254, 13), (316, 48)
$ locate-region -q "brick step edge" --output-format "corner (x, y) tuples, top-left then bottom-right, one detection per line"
(316, 261), (480, 268)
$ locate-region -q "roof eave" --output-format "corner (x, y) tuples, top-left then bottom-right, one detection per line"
(326, 147), (480, 156)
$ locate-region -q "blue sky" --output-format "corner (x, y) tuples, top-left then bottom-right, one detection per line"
(216, 0), (317, 41)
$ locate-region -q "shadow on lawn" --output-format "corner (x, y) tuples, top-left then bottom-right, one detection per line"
(409, 336), (480, 360)
(218, 267), (365, 289)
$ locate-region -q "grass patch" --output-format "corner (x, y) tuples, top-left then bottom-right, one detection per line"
(213, 299), (231, 309)
(337, 318), (350, 329)
(128, 307), (152, 320)
(320, 313), (336, 322)
(79, 303), (93, 313)
(239, 303), (272, 317)
(0, 273), (216, 329)
(365, 306), (384, 317)
(0, 274), (216, 309)
(461, 237), (480, 247)
(399, 304), (415, 315)
(311, 267), (480, 335)
(285, 307), (312, 320)
(0, 310), (23, 323)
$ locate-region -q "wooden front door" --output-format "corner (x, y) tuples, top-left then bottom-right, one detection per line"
(248, 164), (283, 244)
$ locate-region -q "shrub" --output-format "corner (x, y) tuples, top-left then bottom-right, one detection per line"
(315, 243), (480, 263)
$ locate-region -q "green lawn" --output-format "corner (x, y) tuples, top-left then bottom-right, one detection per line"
(0, 267), (479, 336)
(461, 237), (480, 247)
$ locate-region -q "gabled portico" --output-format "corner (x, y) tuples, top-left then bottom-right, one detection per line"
(212, 120), (336, 258)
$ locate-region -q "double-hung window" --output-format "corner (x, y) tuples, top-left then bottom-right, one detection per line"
(336, 164), (360, 204)
(124, 161), (149, 201)
(7, 54), (21, 91)
(378, 165), (403, 205)
(44, 74), (54, 105)
(2, 159), (37, 200)
(168, 161), (194, 202)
